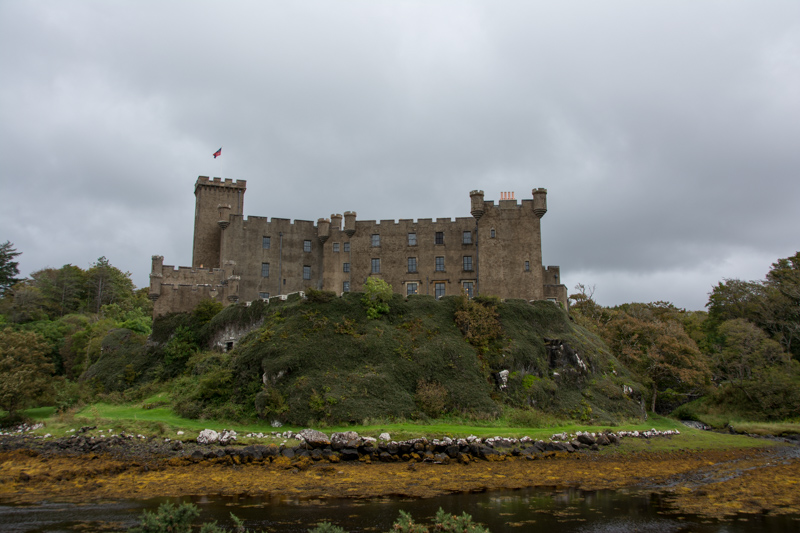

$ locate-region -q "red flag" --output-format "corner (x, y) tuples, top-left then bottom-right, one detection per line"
(213, 147), (222, 158)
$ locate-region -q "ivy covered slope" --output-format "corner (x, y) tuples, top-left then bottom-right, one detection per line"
(159, 289), (646, 426)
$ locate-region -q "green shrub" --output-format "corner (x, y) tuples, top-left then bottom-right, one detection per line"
(415, 380), (449, 418)
(362, 278), (392, 319)
(306, 288), (337, 304)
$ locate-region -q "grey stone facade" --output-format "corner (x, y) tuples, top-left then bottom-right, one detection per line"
(149, 176), (568, 316)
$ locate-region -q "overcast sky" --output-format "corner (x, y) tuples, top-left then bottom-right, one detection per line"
(2, 1), (798, 311)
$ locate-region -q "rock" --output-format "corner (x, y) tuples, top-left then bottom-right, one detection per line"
(378, 432), (391, 441)
(197, 429), (219, 444)
(298, 429), (330, 448)
(596, 434), (610, 446)
(340, 448), (360, 461)
(331, 431), (359, 450)
(576, 434), (595, 446)
(171, 441), (184, 451)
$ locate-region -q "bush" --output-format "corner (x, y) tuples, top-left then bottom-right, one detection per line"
(362, 278), (392, 319)
(415, 380), (449, 418)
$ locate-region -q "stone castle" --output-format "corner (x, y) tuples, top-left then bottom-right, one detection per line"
(149, 176), (568, 316)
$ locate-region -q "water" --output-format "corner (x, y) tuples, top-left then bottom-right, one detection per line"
(1, 487), (798, 532)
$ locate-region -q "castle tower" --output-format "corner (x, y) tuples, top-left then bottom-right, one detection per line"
(330, 213), (343, 231)
(192, 176), (246, 269)
(470, 190), (485, 219)
(532, 188), (547, 218)
(343, 211), (357, 237)
(317, 218), (331, 243)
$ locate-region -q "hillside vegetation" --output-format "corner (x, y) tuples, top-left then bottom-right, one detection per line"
(156, 291), (645, 426)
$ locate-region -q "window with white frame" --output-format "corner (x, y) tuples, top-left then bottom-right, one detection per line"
(435, 256), (445, 271)
(372, 234), (380, 247)
(462, 231), (472, 244)
(333, 243), (340, 252)
(262, 236), (271, 249)
(303, 265), (311, 280)
(371, 258), (380, 274)
(463, 256), (473, 271)
(304, 240), (312, 252)
(407, 282), (418, 296)
(408, 233), (417, 246)
(344, 242), (350, 252)
(463, 282), (474, 299)
(435, 282), (445, 299)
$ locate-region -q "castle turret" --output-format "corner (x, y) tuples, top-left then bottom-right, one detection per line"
(192, 176), (246, 269)
(149, 255), (163, 301)
(317, 218), (331, 243)
(330, 213), (343, 231)
(343, 211), (357, 237)
(217, 204), (232, 230)
(470, 190), (485, 219)
(532, 188), (547, 218)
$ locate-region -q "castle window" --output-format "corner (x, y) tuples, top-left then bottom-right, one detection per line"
(435, 232), (444, 245)
(463, 282), (474, 299)
(407, 282), (418, 296)
(343, 262), (350, 273)
(463, 256), (473, 271)
(435, 282), (445, 299)
(262, 236), (271, 249)
(344, 242), (350, 252)
(303, 265), (311, 280)
(490, 228), (496, 239)
(259, 292), (270, 300)
(333, 243), (340, 252)
(371, 258), (381, 274)
(408, 233), (417, 246)
(524, 261), (530, 272)
(372, 234), (380, 247)
(261, 263), (270, 277)
(462, 231), (472, 244)
(343, 281), (350, 293)
(304, 240), (312, 253)
(435, 256), (445, 272)
(408, 257), (417, 273)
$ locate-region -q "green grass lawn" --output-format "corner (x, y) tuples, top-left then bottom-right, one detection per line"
(11, 403), (784, 454)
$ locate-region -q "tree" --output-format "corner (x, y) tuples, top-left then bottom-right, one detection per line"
(602, 303), (710, 413)
(361, 277), (393, 319)
(716, 319), (788, 390)
(30, 265), (86, 318)
(763, 252), (800, 359)
(0, 241), (21, 297)
(0, 328), (54, 417)
(85, 257), (134, 313)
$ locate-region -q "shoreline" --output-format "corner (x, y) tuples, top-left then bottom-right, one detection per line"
(1, 434), (800, 519)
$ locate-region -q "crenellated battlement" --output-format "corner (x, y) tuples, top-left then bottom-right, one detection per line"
(195, 176), (247, 191)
